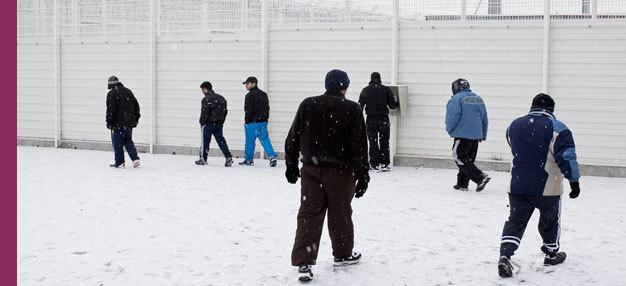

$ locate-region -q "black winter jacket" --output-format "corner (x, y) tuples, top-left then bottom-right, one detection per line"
(358, 80), (397, 116)
(284, 91), (369, 178)
(106, 83), (140, 129)
(199, 90), (228, 125)
(244, 86), (270, 123)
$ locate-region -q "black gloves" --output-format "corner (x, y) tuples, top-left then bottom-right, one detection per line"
(354, 172), (370, 198)
(285, 165), (300, 184)
(569, 182), (580, 199)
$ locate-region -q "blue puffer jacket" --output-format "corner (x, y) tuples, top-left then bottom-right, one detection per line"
(507, 108), (580, 196)
(445, 89), (488, 140)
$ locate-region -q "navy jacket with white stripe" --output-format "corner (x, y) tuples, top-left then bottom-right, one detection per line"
(506, 108), (580, 196)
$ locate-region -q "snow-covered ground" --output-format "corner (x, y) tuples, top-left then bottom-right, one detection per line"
(17, 146), (626, 285)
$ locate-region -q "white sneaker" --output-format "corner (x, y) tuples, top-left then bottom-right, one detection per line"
(133, 160), (140, 168)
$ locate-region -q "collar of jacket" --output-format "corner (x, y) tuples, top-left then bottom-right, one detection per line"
(452, 88), (471, 97)
(528, 108), (555, 119)
(204, 90), (215, 96)
(324, 90), (345, 97)
(369, 80), (382, 85)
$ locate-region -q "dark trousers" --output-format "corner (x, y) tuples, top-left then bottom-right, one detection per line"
(500, 193), (561, 258)
(366, 115), (391, 166)
(452, 138), (483, 187)
(111, 128), (139, 165)
(291, 165), (356, 266)
(199, 124), (232, 160)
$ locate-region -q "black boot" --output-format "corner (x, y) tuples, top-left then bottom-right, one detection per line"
(544, 252), (567, 265)
(498, 256), (514, 278)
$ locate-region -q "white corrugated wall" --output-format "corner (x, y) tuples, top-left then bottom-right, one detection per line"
(396, 21), (544, 162)
(548, 20), (626, 166)
(268, 23), (392, 153)
(60, 40), (151, 144)
(155, 35), (261, 151)
(17, 41), (55, 139)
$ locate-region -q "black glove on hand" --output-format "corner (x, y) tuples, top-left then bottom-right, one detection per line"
(569, 182), (580, 199)
(285, 165), (300, 184)
(354, 172), (370, 198)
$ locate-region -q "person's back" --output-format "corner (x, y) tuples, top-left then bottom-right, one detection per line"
(107, 83), (140, 129)
(507, 106), (579, 196)
(244, 86), (270, 123)
(287, 91), (367, 170)
(201, 90), (228, 125)
(445, 89), (487, 140)
(359, 80), (397, 116)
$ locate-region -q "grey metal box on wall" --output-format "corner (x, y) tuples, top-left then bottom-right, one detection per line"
(388, 85), (408, 117)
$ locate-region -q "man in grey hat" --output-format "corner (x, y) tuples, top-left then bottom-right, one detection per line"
(106, 75), (141, 168)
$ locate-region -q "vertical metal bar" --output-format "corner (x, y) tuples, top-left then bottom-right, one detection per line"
(541, 0), (550, 93)
(592, 0), (598, 19)
(260, 0), (269, 159)
(53, 0), (61, 148)
(390, 0), (399, 166)
(461, 0), (467, 20)
(150, 0), (158, 154)
(345, 0), (352, 22)
(391, 0), (399, 85)
(102, 0), (107, 37)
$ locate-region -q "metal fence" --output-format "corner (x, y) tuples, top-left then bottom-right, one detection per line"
(17, 1), (626, 171)
(18, 0), (626, 39)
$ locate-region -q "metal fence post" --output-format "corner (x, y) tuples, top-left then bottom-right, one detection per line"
(53, 0), (61, 148)
(541, 0), (551, 93)
(391, 0), (399, 166)
(150, 0), (158, 153)
(261, 0), (269, 159)
(461, 0), (467, 20)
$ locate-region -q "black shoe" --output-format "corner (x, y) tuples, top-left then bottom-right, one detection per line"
(380, 164), (390, 171)
(498, 256), (514, 278)
(476, 174), (491, 192)
(225, 157), (233, 167)
(334, 252), (362, 266)
(297, 265), (313, 282)
(195, 159), (207, 165)
(110, 163), (125, 168)
(453, 185), (469, 191)
(269, 156), (277, 167)
(544, 252), (567, 265)
(239, 159), (254, 166)
(369, 164), (379, 171)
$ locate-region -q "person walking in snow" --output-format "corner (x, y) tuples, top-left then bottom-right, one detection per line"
(239, 76), (278, 167)
(358, 72), (398, 171)
(497, 93), (581, 278)
(284, 69), (369, 282)
(106, 75), (141, 168)
(195, 81), (233, 167)
(445, 78), (490, 192)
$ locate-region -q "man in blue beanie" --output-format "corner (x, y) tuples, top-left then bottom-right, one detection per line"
(284, 69), (369, 282)
(498, 93), (581, 278)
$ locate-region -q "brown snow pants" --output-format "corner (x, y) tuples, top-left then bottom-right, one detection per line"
(291, 165), (356, 266)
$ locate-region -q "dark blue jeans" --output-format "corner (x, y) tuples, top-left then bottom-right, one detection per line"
(111, 128), (139, 165)
(200, 124), (232, 161)
(500, 193), (561, 258)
